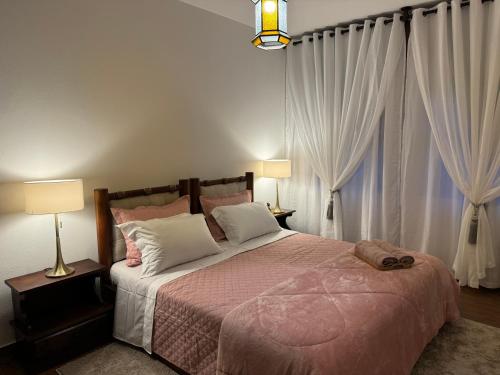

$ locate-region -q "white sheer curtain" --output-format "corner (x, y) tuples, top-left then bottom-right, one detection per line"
(402, 42), (500, 288)
(408, 0), (500, 288)
(341, 69), (404, 244)
(283, 115), (323, 235)
(285, 16), (406, 240)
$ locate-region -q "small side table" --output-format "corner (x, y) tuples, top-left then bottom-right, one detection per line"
(4, 259), (114, 373)
(273, 209), (296, 230)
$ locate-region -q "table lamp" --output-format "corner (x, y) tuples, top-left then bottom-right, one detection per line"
(262, 159), (291, 214)
(24, 179), (84, 278)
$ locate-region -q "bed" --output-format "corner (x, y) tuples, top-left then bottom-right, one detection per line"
(94, 172), (460, 375)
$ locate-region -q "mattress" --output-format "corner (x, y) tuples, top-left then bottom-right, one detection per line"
(110, 229), (297, 352)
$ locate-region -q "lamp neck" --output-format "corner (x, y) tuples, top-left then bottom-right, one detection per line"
(54, 213), (62, 257)
(54, 213), (60, 237)
(272, 178), (282, 214)
(44, 212), (74, 278)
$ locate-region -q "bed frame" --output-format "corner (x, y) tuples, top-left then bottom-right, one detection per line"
(93, 172), (254, 280)
(94, 181), (189, 281)
(189, 171), (254, 213)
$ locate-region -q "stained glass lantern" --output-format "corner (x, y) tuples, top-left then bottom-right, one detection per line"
(251, 0), (290, 50)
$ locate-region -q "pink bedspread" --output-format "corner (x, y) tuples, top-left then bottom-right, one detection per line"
(152, 234), (460, 375)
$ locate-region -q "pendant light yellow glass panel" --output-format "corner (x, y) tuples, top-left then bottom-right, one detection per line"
(251, 0), (290, 50)
(262, 0), (278, 30)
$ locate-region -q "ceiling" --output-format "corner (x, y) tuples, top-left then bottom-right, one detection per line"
(178, 0), (424, 36)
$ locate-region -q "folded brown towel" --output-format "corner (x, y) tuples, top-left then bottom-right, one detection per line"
(373, 240), (415, 267)
(354, 240), (399, 271)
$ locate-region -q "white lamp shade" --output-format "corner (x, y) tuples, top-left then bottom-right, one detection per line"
(24, 179), (84, 214)
(262, 159), (291, 178)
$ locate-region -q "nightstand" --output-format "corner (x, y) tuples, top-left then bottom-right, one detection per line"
(273, 209), (296, 230)
(4, 259), (114, 373)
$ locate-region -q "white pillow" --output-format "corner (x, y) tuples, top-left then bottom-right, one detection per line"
(211, 202), (281, 245)
(118, 214), (222, 278)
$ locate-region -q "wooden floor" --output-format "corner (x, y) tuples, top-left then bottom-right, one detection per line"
(459, 286), (500, 328)
(1, 286), (499, 374)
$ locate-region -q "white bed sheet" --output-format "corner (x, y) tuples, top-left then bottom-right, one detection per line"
(110, 229), (297, 353)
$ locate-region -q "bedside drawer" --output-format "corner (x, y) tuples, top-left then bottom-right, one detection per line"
(24, 312), (112, 370)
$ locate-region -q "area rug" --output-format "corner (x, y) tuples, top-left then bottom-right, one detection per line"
(57, 318), (500, 375)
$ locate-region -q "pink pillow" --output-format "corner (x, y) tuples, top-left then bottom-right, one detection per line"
(111, 195), (190, 267)
(200, 190), (252, 241)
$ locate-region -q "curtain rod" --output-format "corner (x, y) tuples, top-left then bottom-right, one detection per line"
(291, 0), (494, 46)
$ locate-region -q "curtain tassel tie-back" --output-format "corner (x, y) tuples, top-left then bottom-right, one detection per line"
(468, 203), (484, 245)
(327, 189), (339, 220)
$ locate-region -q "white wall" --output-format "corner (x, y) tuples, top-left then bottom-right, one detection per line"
(0, 0), (285, 347)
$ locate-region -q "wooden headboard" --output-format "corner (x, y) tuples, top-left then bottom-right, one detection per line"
(94, 180), (189, 280)
(189, 171), (254, 214)
(93, 172), (254, 280)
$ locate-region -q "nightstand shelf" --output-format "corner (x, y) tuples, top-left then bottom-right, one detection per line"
(12, 301), (113, 342)
(5, 259), (114, 373)
(273, 209), (296, 229)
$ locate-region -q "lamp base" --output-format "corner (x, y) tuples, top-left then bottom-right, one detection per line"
(45, 263), (75, 278)
(271, 179), (284, 215)
(46, 213), (75, 278)
(271, 207), (285, 215)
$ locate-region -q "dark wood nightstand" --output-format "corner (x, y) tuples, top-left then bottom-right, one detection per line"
(273, 209), (296, 230)
(4, 259), (114, 373)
